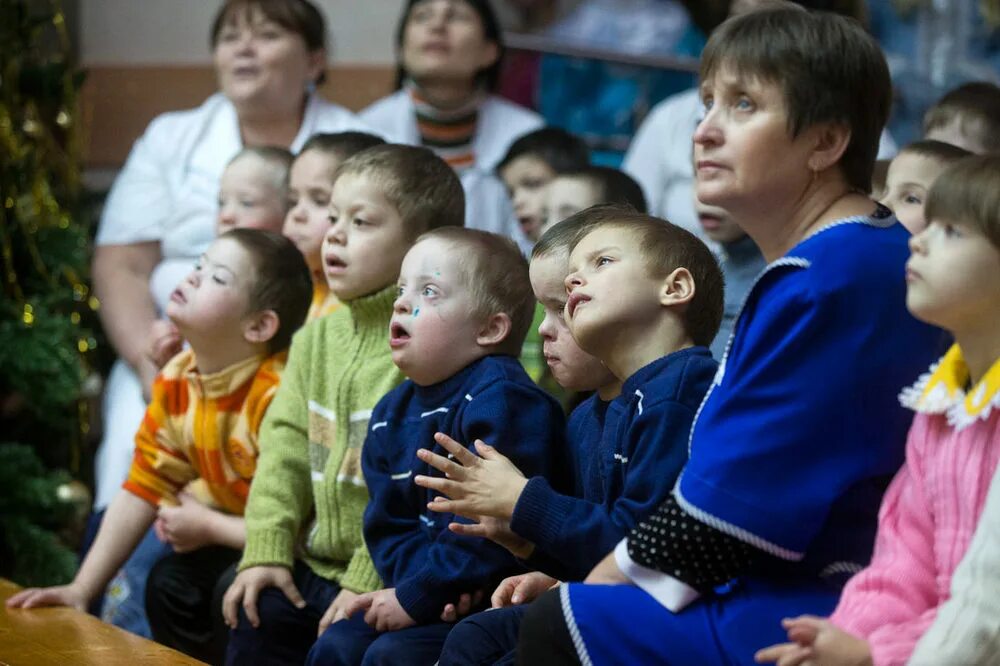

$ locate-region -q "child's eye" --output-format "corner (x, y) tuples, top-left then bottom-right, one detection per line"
(311, 193), (330, 207)
(353, 218), (367, 227)
(942, 223), (962, 238)
(735, 96), (754, 111)
(701, 95), (714, 111)
(396, 285), (405, 297)
(422, 286), (439, 297)
(903, 194), (922, 205)
(328, 214), (338, 225)
(596, 256), (612, 267)
(240, 199), (256, 208)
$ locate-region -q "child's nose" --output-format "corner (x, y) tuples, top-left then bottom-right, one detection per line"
(564, 272), (583, 292)
(325, 219), (346, 244)
(393, 293), (411, 314)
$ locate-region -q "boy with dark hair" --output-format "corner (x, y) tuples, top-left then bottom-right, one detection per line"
(881, 139), (972, 234)
(422, 207), (722, 665)
(222, 145), (466, 665)
(305, 228), (565, 664)
(542, 166), (648, 233)
(9, 229), (313, 665)
(496, 127), (590, 242)
(923, 81), (1000, 155)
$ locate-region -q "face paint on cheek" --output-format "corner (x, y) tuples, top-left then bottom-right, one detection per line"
(414, 307), (420, 317)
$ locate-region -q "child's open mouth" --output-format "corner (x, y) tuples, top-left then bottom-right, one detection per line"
(324, 254), (347, 274)
(566, 292), (590, 318)
(389, 321), (411, 348)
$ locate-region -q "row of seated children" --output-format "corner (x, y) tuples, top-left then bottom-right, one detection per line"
(8, 134), (730, 666)
(92, 133), (388, 649)
(13, 75), (1000, 660)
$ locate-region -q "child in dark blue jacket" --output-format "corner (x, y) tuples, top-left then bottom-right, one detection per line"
(304, 228), (565, 666)
(418, 207), (724, 665)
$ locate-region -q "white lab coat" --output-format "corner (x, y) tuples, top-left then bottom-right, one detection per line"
(93, 92), (372, 510)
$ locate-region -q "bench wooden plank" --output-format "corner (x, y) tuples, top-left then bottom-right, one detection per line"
(0, 579), (206, 665)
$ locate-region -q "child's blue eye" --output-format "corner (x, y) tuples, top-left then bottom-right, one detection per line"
(735, 97), (753, 111)
(903, 194), (922, 205)
(422, 286), (438, 297)
(596, 256), (612, 267)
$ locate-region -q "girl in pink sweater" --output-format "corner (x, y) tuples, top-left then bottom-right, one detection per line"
(756, 155), (1000, 666)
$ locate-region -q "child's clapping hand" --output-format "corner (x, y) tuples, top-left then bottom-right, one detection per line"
(755, 616), (873, 666)
(345, 588), (416, 633)
(414, 433), (529, 521)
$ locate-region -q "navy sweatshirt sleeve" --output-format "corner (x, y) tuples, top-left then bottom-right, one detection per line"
(393, 379), (564, 623)
(362, 393), (435, 587)
(511, 397), (697, 581)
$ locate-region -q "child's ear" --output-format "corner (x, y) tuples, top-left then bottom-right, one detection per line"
(476, 312), (512, 348)
(808, 122), (852, 173)
(659, 267), (696, 308)
(242, 309), (280, 346)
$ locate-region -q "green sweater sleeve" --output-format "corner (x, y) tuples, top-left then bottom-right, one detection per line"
(239, 325), (316, 570)
(340, 543), (383, 593)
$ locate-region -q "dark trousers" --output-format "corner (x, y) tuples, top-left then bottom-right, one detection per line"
(306, 613), (453, 665)
(438, 605), (526, 666)
(145, 545), (241, 665)
(225, 560), (340, 666)
(516, 589), (579, 666)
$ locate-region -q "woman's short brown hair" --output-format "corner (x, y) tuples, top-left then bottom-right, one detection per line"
(925, 155), (1000, 251)
(211, 0), (327, 84)
(700, 7), (890, 193)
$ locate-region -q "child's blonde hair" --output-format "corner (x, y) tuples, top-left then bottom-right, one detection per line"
(335, 145), (465, 239)
(925, 155), (1000, 250)
(228, 146), (294, 202)
(923, 82), (1000, 154)
(416, 227), (535, 356)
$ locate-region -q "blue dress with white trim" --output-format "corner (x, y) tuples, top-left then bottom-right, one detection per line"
(558, 213), (946, 665)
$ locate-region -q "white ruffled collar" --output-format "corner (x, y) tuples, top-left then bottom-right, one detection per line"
(899, 344), (1000, 431)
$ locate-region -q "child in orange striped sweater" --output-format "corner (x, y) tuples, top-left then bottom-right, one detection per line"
(8, 229), (313, 663)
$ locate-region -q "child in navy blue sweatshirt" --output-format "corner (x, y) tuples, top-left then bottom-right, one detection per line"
(421, 206), (724, 665)
(303, 228), (565, 666)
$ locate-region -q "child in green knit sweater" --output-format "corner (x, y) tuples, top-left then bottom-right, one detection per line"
(222, 145), (466, 666)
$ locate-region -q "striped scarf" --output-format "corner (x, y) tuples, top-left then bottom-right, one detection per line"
(407, 81), (483, 172)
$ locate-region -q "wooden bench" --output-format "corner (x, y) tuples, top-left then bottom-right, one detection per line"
(0, 578), (206, 665)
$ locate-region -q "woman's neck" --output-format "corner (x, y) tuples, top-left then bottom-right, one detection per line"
(236, 95), (307, 148)
(413, 78), (477, 110)
(954, 315), (1000, 385)
(739, 173), (870, 262)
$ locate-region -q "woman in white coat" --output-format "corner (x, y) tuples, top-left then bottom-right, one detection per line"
(92, 0), (371, 521)
(361, 0), (542, 249)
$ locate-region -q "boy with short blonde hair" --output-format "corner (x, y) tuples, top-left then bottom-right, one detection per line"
(305, 228), (565, 664)
(8, 229), (313, 665)
(222, 145), (466, 665)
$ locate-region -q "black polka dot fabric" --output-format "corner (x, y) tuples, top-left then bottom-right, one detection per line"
(626, 496), (760, 592)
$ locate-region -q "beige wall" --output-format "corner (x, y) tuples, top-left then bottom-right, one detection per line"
(79, 0), (406, 65)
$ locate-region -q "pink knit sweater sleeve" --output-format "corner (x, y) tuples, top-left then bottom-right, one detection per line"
(829, 415), (939, 666)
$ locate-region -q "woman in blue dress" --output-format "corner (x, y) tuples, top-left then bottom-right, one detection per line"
(516, 8), (945, 665)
